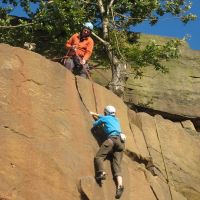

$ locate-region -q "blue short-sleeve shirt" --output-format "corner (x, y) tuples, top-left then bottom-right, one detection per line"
(93, 115), (121, 137)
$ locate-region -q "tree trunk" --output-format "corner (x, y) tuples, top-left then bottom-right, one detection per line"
(106, 48), (127, 97)
(97, 0), (128, 96)
(91, 31), (127, 96)
(102, 19), (127, 96)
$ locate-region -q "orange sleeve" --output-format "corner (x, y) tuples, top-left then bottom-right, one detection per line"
(83, 38), (94, 61)
(65, 33), (77, 49)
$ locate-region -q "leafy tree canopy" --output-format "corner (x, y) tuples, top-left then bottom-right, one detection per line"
(0, 0), (197, 75)
(0, 1), (87, 56)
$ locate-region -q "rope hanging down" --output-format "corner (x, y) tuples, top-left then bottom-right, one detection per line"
(154, 117), (174, 200)
(84, 69), (98, 114)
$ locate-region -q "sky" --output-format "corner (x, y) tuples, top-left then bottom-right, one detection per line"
(134, 0), (200, 50)
(1, 0), (200, 50)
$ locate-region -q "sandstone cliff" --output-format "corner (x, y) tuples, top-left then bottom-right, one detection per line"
(124, 35), (200, 119)
(91, 35), (200, 130)
(0, 44), (199, 200)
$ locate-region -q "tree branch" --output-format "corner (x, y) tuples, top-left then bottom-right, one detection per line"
(0, 23), (34, 29)
(115, 11), (183, 22)
(114, 12), (145, 21)
(106, 0), (115, 16)
(91, 32), (109, 47)
(111, 8), (125, 61)
(97, 0), (105, 15)
(108, 0), (115, 10)
(79, 0), (98, 5)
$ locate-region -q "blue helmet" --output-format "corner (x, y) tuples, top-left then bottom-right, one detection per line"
(83, 22), (94, 30)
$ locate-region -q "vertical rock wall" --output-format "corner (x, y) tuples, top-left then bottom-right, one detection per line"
(0, 44), (199, 200)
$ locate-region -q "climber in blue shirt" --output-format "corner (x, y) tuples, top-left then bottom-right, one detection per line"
(93, 114), (121, 137)
(91, 105), (126, 199)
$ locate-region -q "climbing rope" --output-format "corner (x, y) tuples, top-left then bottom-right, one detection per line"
(84, 68), (98, 114)
(52, 54), (99, 114)
(154, 117), (174, 200)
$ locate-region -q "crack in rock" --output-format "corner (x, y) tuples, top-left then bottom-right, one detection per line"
(1, 124), (33, 139)
(22, 79), (43, 86)
(189, 76), (200, 79)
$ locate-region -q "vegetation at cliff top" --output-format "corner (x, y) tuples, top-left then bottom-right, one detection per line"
(0, 0), (197, 93)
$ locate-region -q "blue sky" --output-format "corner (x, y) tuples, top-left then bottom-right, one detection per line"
(1, 0), (200, 50)
(134, 0), (200, 50)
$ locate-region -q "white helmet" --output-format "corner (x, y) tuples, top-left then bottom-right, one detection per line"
(83, 22), (94, 30)
(120, 133), (126, 142)
(104, 105), (116, 115)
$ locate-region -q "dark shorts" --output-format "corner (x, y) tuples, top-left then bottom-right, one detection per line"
(94, 136), (125, 177)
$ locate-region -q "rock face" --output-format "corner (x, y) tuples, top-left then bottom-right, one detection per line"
(0, 44), (200, 200)
(124, 46), (200, 119)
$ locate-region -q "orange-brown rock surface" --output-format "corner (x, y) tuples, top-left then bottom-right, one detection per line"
(0, 44), (199, 200)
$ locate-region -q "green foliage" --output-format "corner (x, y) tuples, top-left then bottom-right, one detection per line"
(82, 0), (195, 75)
(0, 0), (197, 72)
(90, 0), (197, 28)
(31, 1), (86, 56)
(0, 0), (87, 57)
(114, 0), (160, 26)
(108, 30), (181, 74)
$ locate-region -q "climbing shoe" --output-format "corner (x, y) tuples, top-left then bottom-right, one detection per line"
(115, 185), (124, 199)
(95, 171), (106, 181)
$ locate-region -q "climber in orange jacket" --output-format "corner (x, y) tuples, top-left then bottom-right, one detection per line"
(64, 22), (94, 78)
